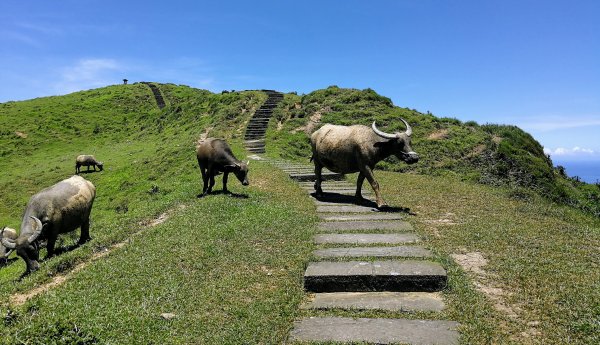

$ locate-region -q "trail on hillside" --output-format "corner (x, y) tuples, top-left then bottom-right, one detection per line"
(9, 205), (185, 306)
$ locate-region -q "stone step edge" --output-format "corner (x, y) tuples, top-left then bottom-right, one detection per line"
(300, 291), (445, 312)
(313, 245), (433, 259)
(304, 260), (447, 292)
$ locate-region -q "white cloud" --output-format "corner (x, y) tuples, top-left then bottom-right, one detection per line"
(53, 58), (123, 95)
(544, 146), (597, 156)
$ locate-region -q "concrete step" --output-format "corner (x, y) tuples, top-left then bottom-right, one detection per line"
(289, 317), (459, 345)
(299, 181), (353, 186)
(314, 233), (419, 245)
(319, 213), (405, 221)
(304, 260), (447, 292)
(301, 291), (445, 312)
(313, 246), (432, 259)
(244, 143), (265, 148)
(318, 220), (413, 232)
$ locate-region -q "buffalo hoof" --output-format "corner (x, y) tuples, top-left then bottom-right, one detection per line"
(78, 237), (91, 245)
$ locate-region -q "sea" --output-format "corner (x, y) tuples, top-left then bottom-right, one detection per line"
(554, 160), (600, 184)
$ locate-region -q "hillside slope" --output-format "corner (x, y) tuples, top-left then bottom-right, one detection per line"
(0, 84), (598, 344)
(267, 86), (600, 216)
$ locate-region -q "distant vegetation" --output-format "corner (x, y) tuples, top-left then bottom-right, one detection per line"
(268, 85), (600, 217)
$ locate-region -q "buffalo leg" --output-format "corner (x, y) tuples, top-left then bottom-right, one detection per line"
(46, 235), (57, 258)
(361, 166), (387, 208)
(79, 218), (91, 244)
(355, 172), (366, 202)
(222, 172), (229, 193)
(314, 161), (323, 196)
(200, 167), (208, 196)
(198, 158), (209, 197)
(207, 168), (216, 194)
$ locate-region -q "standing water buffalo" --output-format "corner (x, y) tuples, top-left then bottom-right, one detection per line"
(0, 227), (17, 267)
(76, 155), (104, 174)
(311, 119), (419, 208)
(0, 175), (96, 276)
(196, 138), (249, 197)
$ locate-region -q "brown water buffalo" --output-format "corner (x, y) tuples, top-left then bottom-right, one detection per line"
(0, 175), (96, 276)
(196, 138), (249, 197)
(311, 119), (418, 208)
(76, 155), (103, 174)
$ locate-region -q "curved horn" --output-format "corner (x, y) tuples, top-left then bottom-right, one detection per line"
(27, 216), (43, 244)
(399, 118), (412, 137)
(0, 228), (16, 250)
(372, 121), (397, 140)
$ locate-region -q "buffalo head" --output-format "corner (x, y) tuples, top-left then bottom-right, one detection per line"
(1, 217), (44, 274)
(230, 161), (250, 186)
(372, 119), (419, 164)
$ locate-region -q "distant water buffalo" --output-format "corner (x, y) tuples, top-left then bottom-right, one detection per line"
(76, 155), (103, 174)
(0, 227), (17, 267)
(0, 175), (96, 276)
(196, 138), (249, 196)
(311, 120), (419, 208)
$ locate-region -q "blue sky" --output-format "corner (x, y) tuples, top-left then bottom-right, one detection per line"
(1, 0), (599, 163)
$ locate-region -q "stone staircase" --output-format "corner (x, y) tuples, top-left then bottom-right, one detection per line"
(140, 82), (166, 109)
(267, 160), (460, 344)
(243, 90), (284, 154)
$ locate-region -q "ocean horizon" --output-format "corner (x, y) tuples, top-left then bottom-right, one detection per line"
(554, 160), (600, 184)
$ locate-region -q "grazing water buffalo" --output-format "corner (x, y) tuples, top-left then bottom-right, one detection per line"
(311, 119), (419, 208)
(76, 155), (103, 174)
(196, 138), (249, 197)
(0, 175), (96, 276)
(0, 227), (17, 267)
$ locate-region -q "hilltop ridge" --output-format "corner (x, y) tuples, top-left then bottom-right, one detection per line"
(1, 83), (598, 218)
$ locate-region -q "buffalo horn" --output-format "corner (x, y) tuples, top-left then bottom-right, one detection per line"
(27, 216), (44, 244)
(0, 228), (16, 250)
(372, 121), (397, 140)
(400, 118), (412, 137)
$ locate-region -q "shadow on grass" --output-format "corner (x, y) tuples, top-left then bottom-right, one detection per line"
(76, 170), (101, 175)
(197, 190), (250, 199)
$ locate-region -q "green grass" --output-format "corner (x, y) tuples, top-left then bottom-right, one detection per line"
(1, 84), (599, 344)
(1, 162), (318, 344)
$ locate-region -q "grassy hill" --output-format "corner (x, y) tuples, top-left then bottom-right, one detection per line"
(0, 84), (598, 344)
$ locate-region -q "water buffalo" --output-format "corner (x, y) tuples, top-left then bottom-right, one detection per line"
(311, 119), (418, 208)
(0, 175), (96, 276)
(76, 155), (103, 174)
(0, 227), (17, 267)
(196, 138), (249, 197)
